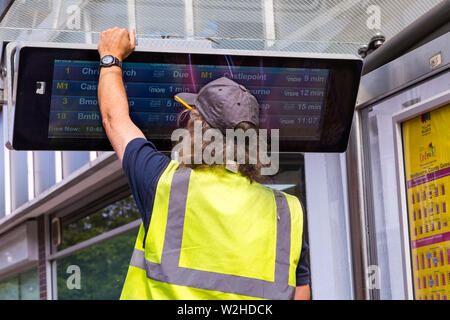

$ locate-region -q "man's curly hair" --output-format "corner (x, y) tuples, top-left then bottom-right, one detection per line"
(175, 108), (266, 183)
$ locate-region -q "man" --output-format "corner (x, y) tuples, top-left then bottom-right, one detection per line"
(97, 27), (311, 300)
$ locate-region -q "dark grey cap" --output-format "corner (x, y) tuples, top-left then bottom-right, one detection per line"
(175, 77), (259, 134)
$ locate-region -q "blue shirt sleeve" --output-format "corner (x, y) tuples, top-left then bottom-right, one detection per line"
(296, 230), (310, 286)
(295, 198), (310, 286)
(122, 138), (171, 232)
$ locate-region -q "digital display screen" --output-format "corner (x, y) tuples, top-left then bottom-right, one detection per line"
(13, 45), (362, 152)
(48, 60), (330, 141)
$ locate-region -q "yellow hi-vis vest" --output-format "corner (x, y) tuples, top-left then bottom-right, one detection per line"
(120, 161), (303, 300)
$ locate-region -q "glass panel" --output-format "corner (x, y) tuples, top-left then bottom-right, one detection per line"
(0, 0), (442, 53)
(273, 0), (442, 53)
(361, 71), (450, 299)
(0, 231), (28, 271)
(10, 151), (29, 211)
(136, 0), (185, 37)
(0, 274), (19, 299)
(58, 195), (140, 251)
(55, 228), (138, 300)
(304, 152), (353, 299)
(267, 154), (307, 204)
(62, 151), (90, 179)
(0, 110), (4, 218)
(34, 151), (56, 195)
(83, 1), (129, 32)
(193, 0), (264, 40)
(19, 268), (40, 300)
(0, 268), (39, 300)
(402, 104), (450, 301)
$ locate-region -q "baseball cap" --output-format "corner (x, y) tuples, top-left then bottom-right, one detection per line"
(175, 77), (260, 134)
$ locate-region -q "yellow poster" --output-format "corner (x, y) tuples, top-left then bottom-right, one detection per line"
(403, 103), (450, 300)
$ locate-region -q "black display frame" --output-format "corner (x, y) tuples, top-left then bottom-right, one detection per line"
(12, 45), (362, 152)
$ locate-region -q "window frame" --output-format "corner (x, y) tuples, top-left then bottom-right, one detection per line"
(46, 187), (142, 300)
(392, 89), (450, 300)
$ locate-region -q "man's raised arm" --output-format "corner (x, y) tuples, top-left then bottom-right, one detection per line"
(97, 27), (145, 163)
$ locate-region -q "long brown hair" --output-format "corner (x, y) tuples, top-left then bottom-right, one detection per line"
(175, 109), (266, 183)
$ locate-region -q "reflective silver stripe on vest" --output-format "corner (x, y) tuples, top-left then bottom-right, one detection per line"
(129, 168), (295, 300)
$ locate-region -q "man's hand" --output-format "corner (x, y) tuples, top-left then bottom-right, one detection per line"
(98, 27), (136, 61)
(294, 284), (311, 300)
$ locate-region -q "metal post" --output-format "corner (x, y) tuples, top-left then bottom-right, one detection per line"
(184, 0), (194, 39)
(345, 111), (370, 300)
(262, 0), (276, 48)
(127, 0), (136, 31)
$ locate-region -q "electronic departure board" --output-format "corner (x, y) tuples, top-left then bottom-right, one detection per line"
(50, 60), (330, 140)
(11, 43), (363, 152)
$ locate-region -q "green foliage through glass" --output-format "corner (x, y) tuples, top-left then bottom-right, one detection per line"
(58, 195), (140, 251)
(0, 268), (39, 300)
(56, 228), (138, 300)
